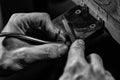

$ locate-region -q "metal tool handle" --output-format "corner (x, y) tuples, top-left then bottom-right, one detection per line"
(0, 32), (51, 44)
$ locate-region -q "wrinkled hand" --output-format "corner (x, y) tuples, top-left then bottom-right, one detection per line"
(0, 13), (68, 70)
(59, 39), (115, 80)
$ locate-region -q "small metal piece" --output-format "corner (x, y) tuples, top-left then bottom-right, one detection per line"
(62, 19), (75, 42)
(97, 15), (100, 20)
(56, 30), (66, 43)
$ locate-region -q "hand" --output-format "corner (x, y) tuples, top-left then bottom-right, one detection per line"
(59, 39), (115, 80)
(0, 13), (68, 70)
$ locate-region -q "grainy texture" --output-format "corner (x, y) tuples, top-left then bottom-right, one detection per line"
(59, 40), (115, 80)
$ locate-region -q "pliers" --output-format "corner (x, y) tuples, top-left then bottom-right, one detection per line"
(62, 19), (76, 43)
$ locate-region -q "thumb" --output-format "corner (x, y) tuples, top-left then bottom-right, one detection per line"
(65, 39), (88, 69)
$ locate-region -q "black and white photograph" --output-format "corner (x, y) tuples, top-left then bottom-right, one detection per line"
(0, 0), (119, 80)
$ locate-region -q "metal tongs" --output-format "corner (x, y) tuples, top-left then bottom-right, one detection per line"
(0, 32), (51, 44)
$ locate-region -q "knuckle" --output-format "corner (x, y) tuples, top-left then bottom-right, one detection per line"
(11, 13), (18, 17)
(41, 13), (49, 17)
(40, 12), (50, 19)
(10, 13), (25, 22)
(11, 13), (25, 19)
(11, 13), (21, 18)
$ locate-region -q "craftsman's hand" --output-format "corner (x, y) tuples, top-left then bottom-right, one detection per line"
(0, 13), (68, 70)
(59, 39), (115, 80)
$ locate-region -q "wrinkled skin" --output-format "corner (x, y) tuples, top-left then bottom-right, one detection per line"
(0, 12), (115, 80)
(59, 39), (115, 80)
(0, 13), (68, 69)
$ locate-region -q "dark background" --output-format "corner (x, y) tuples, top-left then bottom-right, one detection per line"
(0, 0), (75, 26)
(0, 0), (120, 80)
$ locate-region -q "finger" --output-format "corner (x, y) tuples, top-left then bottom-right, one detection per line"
(65, 39), (88, 69)
(24, 43), (68, 59)
(2, 13), (27, 34)
(0, 43), (68, 69)
(24, 13), (60, 39)
(89, 53), (105, 73)
(2, 13), (59, 39)
(4, 43), (68, 61)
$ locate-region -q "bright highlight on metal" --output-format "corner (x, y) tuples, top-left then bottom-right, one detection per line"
(62, 19), (75, 42)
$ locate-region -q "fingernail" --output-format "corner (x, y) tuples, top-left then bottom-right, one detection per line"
(59, 44), (68, 50)
(76, 39), (84, 45)
(72, 39), (85, 49)
(58, 44), (65, 47)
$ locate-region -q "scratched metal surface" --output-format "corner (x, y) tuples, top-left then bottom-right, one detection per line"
(52, 5), (104, 40)
(72, 0), (120, 44)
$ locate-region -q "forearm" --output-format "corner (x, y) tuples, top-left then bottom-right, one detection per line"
(105, 14), (120, 44)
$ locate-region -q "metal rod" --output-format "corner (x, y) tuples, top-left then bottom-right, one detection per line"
(62, 19), (75, 42)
